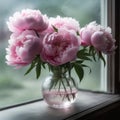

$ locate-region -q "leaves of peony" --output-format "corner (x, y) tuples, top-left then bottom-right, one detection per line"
(89, 46), (97, 61)
(98, 52), (106, 66)
(77, 47), (92, 61)
(25, 55), (44, 79)
(74, 63), (84, 82)
(89, 46), (106, 66)
(36, 59), (41, 79)
(52, 25), (58, 32)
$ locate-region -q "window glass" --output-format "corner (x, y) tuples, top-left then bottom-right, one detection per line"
(0, 0), (101, 108)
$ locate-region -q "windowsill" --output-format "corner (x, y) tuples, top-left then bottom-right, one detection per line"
(0, 90), (120, 120)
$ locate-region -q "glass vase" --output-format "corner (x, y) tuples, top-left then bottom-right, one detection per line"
(42, 67), (78, 109)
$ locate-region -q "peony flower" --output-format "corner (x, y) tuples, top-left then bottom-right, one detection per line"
(45, 16), (80, 33)
(7, 9), (48, 33)
(80, 27), (93, 46)
(80, 21), (102, 46)
(41, 28), (80, 66)
(6, 30), (42, 68)
(91, 31), (116, 54)
(80, 21), (116, 54)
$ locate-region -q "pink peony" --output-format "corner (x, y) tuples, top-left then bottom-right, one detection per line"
(7, 9), (48, 33)
(80, 27), (93, 46)
(80, 21), (116, 54)
(80, 21), (102, 46)
(45, 16), (80, 33)
(91, 31), (116, 54)
(41, 28), (80, 66)
(6, 30), (42, 68)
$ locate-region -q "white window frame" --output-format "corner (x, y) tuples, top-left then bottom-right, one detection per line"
(101, 0), (117, 93)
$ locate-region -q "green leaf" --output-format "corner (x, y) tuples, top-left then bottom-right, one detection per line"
(81, 56), (92, 61)
(92, 54), (97, 61)
(75, 60), (84, 64)
(24, 61), (36, 75)
(36, 60), (41, 79)
(81, 64), (92, 73)
(52, 25), (58, 32)
(98, 52), (106, 66)
(76, 31), (80, 36)
(41, 62), (46, 69)
(89, 46), (97, 61)
(74, 63), (84, 82)
(48, 64), (54, 72)
(77, 48), (92, 61)
(77, 49), (86, 56)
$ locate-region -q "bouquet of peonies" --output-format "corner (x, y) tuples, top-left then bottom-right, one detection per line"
(6, 9), (116, 82)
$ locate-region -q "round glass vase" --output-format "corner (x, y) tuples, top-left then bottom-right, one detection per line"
(42, 68), (78, 109)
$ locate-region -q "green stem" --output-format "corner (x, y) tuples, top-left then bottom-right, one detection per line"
(58, 80), (62, 97)
(61, 79), (71, 101)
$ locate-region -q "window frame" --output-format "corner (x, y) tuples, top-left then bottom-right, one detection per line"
(101, 0), (120, 93)
(114, 0), (120, 93)
(105, 0), (120, 93)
